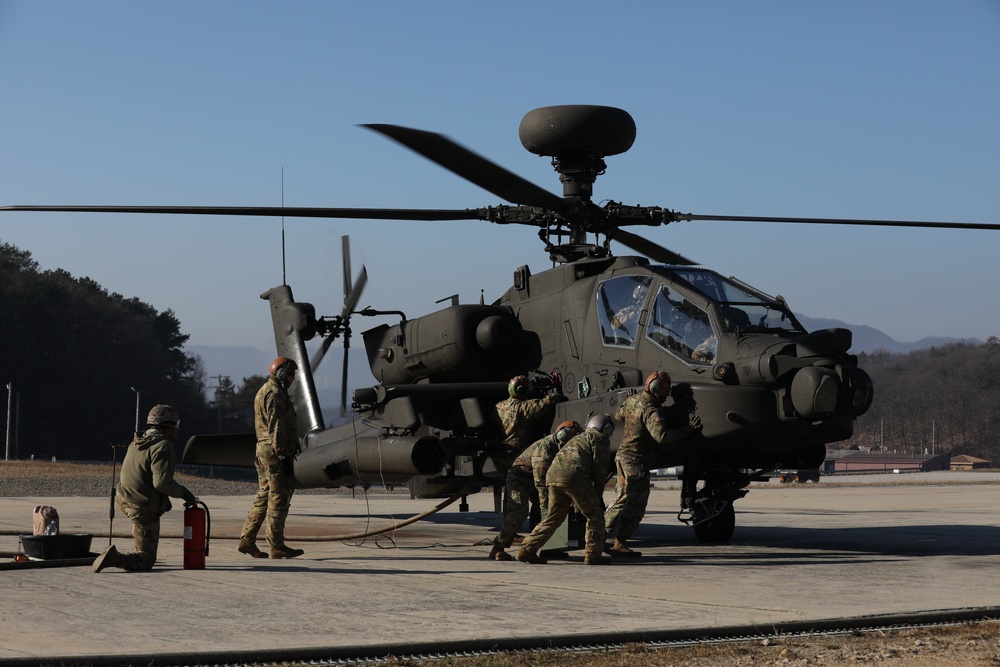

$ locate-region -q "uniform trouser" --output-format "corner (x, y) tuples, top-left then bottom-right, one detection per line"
(603, 458), (651, 541)
(240, 449), (295, 548)
(116, 496), (160, 571)
(495, 468), (537, 548)
(519, 480), (606, 559)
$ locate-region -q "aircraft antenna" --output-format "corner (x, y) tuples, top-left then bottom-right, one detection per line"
(281, 167), (287, 285)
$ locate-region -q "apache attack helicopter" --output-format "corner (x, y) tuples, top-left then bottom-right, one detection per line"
(6, 105), (999, 543)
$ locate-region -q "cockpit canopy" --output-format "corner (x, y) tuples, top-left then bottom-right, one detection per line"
(595, 267), (805, 364)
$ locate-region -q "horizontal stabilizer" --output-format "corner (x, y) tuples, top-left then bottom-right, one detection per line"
(182, 433), (256, 467)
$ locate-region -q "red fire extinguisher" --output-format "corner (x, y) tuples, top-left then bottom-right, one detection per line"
(183, 500), (211, 570)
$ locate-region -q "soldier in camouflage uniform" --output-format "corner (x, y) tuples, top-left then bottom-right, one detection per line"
(494, 374), (568, 525)
(516, 414), (615, 566)
(495, 374), (568, 461)
(238, 356), (305, 559)
(488, 420), (583, 561)
(604, 371), (702, 557)
(93, 405), (197, 572)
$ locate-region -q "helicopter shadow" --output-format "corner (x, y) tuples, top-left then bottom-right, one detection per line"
(633, 520), (1000, 559)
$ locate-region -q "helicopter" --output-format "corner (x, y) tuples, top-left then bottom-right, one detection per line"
(5, 105), (999, 543)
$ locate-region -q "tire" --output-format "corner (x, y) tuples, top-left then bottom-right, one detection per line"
(693, 502), (736, 544)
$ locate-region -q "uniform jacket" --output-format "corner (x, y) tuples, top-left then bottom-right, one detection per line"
(495, 394), (561, 453)
(117, 427), (191, 515)
(614, 390), (698, 468)
(255, 376), (299, 459)
(613, 391), (672, 467)
(513, 433), (564, 486)
(545, 429), (611, 494)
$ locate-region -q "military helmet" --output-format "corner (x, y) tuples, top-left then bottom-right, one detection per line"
(645, 371), (672, 400)
(585, 413), (615, 437)
(269, 356), (298, 383)
(554, 420), (583, 444)
(147, 404), (179, 427)
(508, 374), (530, 399)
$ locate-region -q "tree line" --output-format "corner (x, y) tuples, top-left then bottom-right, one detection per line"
(1, 242), (262, 461)
(844, 338), (1000, 463)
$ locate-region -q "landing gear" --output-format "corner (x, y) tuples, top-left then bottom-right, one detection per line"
(692, 502), (736, 543)
(678, 465), (757, 544)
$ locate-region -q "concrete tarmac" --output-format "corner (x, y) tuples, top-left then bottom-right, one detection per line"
(2, 473), (999, 663)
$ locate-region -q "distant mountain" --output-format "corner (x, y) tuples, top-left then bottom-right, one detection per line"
(793, 315), (983, 354)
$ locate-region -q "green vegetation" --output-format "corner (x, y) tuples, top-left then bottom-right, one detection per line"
(847, 340), (1000, 462)
(0, 242), (259, 460)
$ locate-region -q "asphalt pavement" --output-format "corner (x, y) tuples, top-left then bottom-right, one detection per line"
(2, 472), (999, 664)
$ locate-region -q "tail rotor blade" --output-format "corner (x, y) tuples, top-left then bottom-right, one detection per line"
(342, 236), (352, 303)
(340, 345), (350, 418)
(343, 266), (368, 318)
(310, 335), (335, 373)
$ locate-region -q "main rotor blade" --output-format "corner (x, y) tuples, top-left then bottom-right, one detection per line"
(614, 228), (697, 266)
(0, 205), (490, 221)
(677, 212), (1000, 231)
(363, 124), (573, 213)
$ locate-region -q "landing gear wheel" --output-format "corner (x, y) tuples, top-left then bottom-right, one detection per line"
(693, 502), (735, 544)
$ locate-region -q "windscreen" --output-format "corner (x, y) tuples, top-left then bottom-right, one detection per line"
(671, 269), (804, 334)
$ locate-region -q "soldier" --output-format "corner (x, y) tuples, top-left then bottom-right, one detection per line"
(495, 373), (568, 523)
(238, 356), (305, 559)
(92, 405), (197, 572)
(516, 414), (615, 566)
(488, 420), (583, 561)
(496, 373), (568, 459)
(604, 371), (702, 557)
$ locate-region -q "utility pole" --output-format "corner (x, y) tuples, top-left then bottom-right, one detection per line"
(211, 375), (229, 434)
(130, 387), (141, 435)
(5, 382), (12, 461)
(14, 388), (19, 460)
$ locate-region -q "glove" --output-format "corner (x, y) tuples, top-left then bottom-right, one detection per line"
(549, 393), (569, 404)
(182, 489), (197, 508)
(548, 370), (563, 392)
(689, 414), (703, 430)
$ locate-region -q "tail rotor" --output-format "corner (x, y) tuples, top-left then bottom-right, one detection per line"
(311, 235), (367, 417)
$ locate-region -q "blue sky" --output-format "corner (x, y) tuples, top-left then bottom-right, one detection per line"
(2, 1), (998, 359)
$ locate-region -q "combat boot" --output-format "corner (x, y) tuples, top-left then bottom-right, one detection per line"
(609, 538), (641, 558)
(270, 544), (305, 559)
(488, 544), (513, 561)
(515, 548), (547, 564)
(238, 540), (269, 559)
(584, 553), (612, 565)
(92, 544), (121, 573)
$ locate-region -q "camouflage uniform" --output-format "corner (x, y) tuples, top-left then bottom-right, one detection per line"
(604, 391), (697, 542)
(240, 375), (300, 549)
(115, 427), (195, 571)
(519, 429), (611, 560)
(494, 393), (564, 522)
(495, 394), (564, 459)
(493, 433), (563, 549)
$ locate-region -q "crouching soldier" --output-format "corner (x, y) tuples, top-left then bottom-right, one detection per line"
(516, 414), (615, 566)
(93, 405), (197, 572)
(489, 420), (583, 561)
